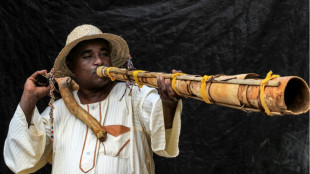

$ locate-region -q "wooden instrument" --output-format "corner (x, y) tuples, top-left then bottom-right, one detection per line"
(96, 66), (310, 116)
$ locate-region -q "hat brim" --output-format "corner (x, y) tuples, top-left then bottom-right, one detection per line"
(54, 33), (130, 78)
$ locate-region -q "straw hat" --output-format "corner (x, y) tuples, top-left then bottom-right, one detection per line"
(53, 24), (130, 78)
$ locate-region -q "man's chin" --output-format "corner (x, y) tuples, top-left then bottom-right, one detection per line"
(95, 77), (111, 86)
(96, 76), (109, 82)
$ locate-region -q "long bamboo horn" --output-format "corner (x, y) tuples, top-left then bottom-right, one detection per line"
(97, 66), (310, 116)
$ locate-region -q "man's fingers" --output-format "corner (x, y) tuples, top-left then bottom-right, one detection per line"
(172, 69), (182, 74)
(28, 70), (48, 83)
(39, 85), (51, 95)
(157, 76), (169, 100)
(30, 70), (47, 78)
(157, 76), (166, 93)
(157, 76), (180, 102)
(165, 80), (177, 97)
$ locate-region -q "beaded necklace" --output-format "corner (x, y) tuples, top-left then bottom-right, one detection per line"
(48, 68), (55, 142)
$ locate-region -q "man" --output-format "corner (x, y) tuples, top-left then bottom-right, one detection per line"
(4, 24), (182, 173)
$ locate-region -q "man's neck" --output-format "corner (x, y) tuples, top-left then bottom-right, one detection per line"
(77, 81), (117, 104)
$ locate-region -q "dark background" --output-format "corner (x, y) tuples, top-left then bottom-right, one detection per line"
(0, 0), (308, 174)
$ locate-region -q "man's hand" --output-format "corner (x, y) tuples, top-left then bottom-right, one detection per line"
(23, 70), (50, 100)
(157, 70), (182, 129)
(157, 69), (182, 102)
(20, 70), (50, 125)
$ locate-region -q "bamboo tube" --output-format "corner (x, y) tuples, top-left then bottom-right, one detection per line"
(97, 66), (310, 116)
(55, 77), (107, 141)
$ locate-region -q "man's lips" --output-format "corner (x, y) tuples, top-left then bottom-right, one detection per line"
(90, 68), (107, 81)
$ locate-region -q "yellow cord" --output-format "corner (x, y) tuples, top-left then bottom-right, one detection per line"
(133, 70), (144, 88)
(200, 75), (214, 104)
(260, 71), (280, 116)
(106, 67), (117, 81)
(171, 73), (186, 96)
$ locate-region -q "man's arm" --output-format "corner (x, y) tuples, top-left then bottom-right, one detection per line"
(20, 70), (50, 125)
(157, 71), (181, 129)
(161, 100), (178, 129)
(4, 70), (53, 173)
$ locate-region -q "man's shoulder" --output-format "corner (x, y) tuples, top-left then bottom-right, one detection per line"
(52, 97), (66, 109)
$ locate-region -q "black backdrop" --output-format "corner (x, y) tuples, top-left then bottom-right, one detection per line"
(0, 0), (309, 174)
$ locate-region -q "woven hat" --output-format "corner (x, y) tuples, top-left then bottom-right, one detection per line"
(53, 24), (130, 78)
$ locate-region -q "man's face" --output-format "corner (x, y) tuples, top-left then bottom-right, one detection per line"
(69, 39), (112, 90)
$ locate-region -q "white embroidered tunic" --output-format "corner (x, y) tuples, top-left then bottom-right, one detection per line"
(4, 83), (182, 174)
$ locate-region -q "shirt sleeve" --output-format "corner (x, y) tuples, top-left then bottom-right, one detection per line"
(3, 104), (53, 174)
(132, 85), (182, 158)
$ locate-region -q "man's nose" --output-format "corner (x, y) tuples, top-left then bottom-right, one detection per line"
(93, 54), (104, 66)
